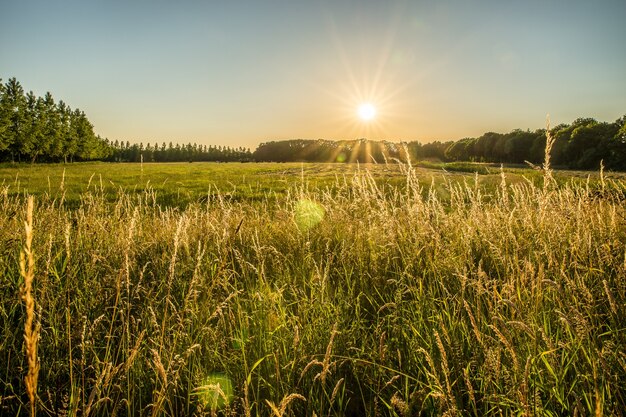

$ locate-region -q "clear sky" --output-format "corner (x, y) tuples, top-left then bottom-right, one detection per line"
(1, 0), (625, 149)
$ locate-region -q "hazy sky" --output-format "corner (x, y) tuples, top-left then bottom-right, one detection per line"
(2, 0), (625, 148)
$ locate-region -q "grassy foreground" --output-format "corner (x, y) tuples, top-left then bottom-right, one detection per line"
(1, 162), (625, 416)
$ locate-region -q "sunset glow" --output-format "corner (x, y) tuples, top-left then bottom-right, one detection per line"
(1, 1), (624, 148)
(357, 103), (377, 121)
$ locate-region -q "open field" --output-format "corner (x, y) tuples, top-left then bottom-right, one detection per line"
(1, 162), (625, 416)
(2, 161), (624, 208)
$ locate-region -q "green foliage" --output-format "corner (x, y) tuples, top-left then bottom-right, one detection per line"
(441, 118), (626, 171)
(253, 139), (407, 164)
(0, 79), (7, 149)
(0, 78), (110, 163)
(251, 116), (625, 172)
(1, 77), (27, 158)
(109, 141), (252, 163)
(0, 163), (625, 416)
(0, 78), (252, 164)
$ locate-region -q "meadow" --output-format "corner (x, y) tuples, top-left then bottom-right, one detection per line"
(1, 160), (625, 416)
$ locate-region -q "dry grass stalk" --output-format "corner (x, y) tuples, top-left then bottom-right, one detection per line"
(391, 392), (410, 417)
(292, 322), (300, 349)
(463, 367), (476, 411)
(149, 348), (169, 417)
(602, 280), (617, 315)
(151, 348), (168, 387)
(300, 323), (339, 385)
(418, 348), (443, 396)
(543, 115), (556, 193)
(434, 331), (456, 411)
(463, 300), (484, 348)
(599, 160), (606, 192)
(125, 330), (146, 372)
(329, 377), (344, 405)
(20, 196), (40, 417)
(519, 356), (532, 417)
(490, 324), (520, 373)
(83, 362), (114, 417)
(500, 165), (509, 206)
(317, 323), (338, 383)
(266, 393), (306, 417)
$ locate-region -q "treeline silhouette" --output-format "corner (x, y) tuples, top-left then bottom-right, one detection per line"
(444, 117), (626, 170)
(108, 141), (252, 162)
(251, 139), (452, 164)
(253, 116), (626, 170)
(2, 77), (625, 169)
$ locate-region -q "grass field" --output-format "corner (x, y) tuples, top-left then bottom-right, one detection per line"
(1, 161), (625, 416)
(1, 162), (410, 207)
(3, 160), (620, 207)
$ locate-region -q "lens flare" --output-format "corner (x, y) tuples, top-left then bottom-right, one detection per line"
(295, 199), (325, 231)
(194, 374), (233, 410)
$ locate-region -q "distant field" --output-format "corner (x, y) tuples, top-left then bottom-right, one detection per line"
(1, 161), (625, 416)
(0, 162), (400, 205)
(1, 161), (618, 207)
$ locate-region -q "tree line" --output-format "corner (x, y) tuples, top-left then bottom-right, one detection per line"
(0, 77), (111, 163)
(252, 139), (405, 163)
(443, 117), (626, 170)
(253, 116), (626, 170)
(2, 77), (625, 169)
(108, 141), (252, 163)
(251, 139), (453, 164)
(0, 77), (251, 164)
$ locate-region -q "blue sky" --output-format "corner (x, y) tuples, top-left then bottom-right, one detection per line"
(1, 0), (625, 148)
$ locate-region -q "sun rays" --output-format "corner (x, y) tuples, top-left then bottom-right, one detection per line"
(357, 103), (377, 121)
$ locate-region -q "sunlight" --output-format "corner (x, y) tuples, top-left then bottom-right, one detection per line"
(357, 103), (377, 121)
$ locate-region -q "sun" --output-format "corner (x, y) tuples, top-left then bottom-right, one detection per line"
(357, 102), (377, 121)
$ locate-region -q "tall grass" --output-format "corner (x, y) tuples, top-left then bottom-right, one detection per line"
(0, 160), (625, 416)
(19, 196), (39, 417)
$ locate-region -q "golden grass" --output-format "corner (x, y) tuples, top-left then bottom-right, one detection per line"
(0, 156), (625, 416)
(20, 196), (39, 417)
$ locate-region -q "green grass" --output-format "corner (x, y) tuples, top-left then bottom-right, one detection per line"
(0, 162), (411, 207)
(1, 162), (625, 416)
(1, 160), (596, 208)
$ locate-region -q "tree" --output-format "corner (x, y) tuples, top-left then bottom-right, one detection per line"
(528, 130), (547, 164)
(502, 130), (536, 163)
(0, 79), (9, 155)
(41, 92), (62, 161)
(445, 138), (475, 161)
(22, 92), (46, 162)
(607, 116), (626, 170)
(547, 124), (572, 166)
(3, 78), (27, 161)
(62, 107), (81, 163)
(74, 110), (98, 160)
(56, 100), (73, 162)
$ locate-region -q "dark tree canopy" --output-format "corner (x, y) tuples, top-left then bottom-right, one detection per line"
(253, 116), (625, 171)
(438, 117), (626, 170)
(108, 141), (252, 163)
(253, 139), (409, 164)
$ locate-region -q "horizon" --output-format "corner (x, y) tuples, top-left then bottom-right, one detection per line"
(2, 1), (625, 149)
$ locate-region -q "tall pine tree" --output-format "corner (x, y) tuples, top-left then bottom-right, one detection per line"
(4, 78), (27, 161)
